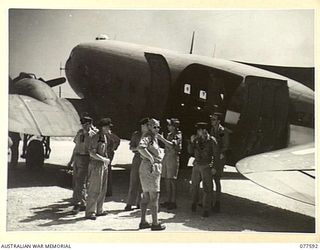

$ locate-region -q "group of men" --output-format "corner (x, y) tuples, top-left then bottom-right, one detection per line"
(67, 116), (120, 220)
(68, 111), (229, 228)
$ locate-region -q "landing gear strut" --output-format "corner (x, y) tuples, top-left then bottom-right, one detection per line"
(22, 134), (51, 169)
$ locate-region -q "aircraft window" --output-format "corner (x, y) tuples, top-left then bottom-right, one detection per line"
(184, 84), (191, 94)
(199, 90), (207, 100)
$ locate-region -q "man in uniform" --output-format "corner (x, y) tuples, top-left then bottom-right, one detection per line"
(8, 132), (21, 168)
(124, 117), (149, 211)
(210, 112), (229, 213)
(103, 118), (121, 198)
(188, 122), (218, 217)
(67, 115), (98, 214)
(157, 118), (182, 210)
(86, 118), (111, 220)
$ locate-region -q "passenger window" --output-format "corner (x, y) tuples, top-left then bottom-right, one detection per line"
(199, 90), (207, 100)
(184, 84), (191, 94)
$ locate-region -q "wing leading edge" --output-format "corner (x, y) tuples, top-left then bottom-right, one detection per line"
(9, 94), (81, 137)
(236, 143), (315, 205)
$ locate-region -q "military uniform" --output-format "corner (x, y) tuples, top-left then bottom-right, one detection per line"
(126, 131), (143, 207)
(161, 131), (182, 179)
(210, 124), (229, 177)
(138, 132), (163, 193)
(105, 132), (120, 197)
(72, 127), (96, 207)
(86, 133), (109, 217)
(188, 133), (218, 213)
(8, 132), (21, 168)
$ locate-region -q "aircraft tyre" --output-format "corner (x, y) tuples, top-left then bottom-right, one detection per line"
(26, 140), (44, 169)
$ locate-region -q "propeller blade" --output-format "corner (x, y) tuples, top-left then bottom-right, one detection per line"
(46, 77), (66, 87)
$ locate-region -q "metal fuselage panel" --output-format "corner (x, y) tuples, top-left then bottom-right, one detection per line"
(65, 40), (314, 157)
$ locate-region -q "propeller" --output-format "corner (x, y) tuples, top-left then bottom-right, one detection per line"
(45, 77), (66, 87)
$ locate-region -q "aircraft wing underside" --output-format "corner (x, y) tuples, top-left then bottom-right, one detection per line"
(9, 94), (81, 136)
(236, 143), (315, 205)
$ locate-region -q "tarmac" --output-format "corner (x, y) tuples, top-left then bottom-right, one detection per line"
(6, 138), (316, 233)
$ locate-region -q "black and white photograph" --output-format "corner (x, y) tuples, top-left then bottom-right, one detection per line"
(6, 7), (316, 240)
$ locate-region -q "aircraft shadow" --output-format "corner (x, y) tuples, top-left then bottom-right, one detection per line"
(7, 163), (72, 189)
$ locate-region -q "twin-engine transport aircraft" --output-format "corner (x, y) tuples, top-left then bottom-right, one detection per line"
(8, 38), (315, 206)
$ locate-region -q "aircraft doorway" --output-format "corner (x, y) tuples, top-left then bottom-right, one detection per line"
(173, 65), (221, 136)
(172, 64), (241, 137)
(172, 64), (242, 167)
(230, 76), (289, 163)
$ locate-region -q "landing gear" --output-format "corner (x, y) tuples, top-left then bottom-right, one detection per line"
(22, 134), (51, 169)
(26, 140), (44, 169)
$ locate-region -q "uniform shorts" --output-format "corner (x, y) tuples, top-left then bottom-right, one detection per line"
(139, 160), (162, 193)
(161, 153), (179, 179)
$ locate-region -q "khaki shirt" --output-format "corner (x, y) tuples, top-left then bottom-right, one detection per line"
(188, 134), (218, 166)
(210, 124), (229, 154)
(164, 131), (182, 155)
(138, 132), (163, 163)
(129, 131), (142, 154)
(73, 128), (96, 155)
(89, 133), (108, 159)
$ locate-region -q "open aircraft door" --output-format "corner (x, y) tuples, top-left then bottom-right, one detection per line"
(144, 53), (172, 119)
(230, 76), (289, 163)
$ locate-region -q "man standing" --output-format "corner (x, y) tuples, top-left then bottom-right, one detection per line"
(158, 118), (182, 210)
(8, 132), (21, 168)
(86, 118), (111, 220)
(67, 116), (97, 214)
(188, 122), (218, 218)
(138, 118), (166, 231)
(210, 112), (229, 213)
(103, 118), (120, 198)
(124, 117), (149, 211)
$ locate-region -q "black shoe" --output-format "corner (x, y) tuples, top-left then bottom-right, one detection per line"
(72, 205), (80, 214)
(167, 202), (177, 210)
(212, 201), (221, 213)
(80, 205), (86, 211)
(151, 223), (166, 231)
(202, 211), (210, 217)
(86, 214), (96, 220)
(160, 202), (170, 208)
(135, 205), (140, 210)
(124, 205), (134, 211)
(139, 222), (151, 229)
(191, 203), (197, 212)
(96, 211), (108, 216)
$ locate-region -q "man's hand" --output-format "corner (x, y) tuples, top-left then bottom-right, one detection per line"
(104, 158), (110, 165)
(149, 157), (155, 165)
(190, 135), (196, 143)
(220, 153), (224, 160)
(157, 133), (164, 141)
(67, 162), (73, 169)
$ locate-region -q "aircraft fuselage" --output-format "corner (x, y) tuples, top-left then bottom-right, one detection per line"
(65, 40), (314, 164)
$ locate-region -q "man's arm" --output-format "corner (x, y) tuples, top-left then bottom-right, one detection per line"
(89, 135), (110, 164)
(129, 132), (139, 153)
(137, 136), (155, 164)
(187, 135), (196, 156)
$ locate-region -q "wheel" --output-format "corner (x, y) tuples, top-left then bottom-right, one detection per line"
(26, 140), (44, 168)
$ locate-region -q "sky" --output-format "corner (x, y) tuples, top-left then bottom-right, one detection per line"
(9, 9), (314, 98)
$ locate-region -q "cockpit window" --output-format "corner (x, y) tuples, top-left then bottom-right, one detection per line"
(199, 90), (207, 100)
(184, 84), (191, 94)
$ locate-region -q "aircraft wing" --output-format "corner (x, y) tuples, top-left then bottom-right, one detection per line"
(9, 94), (81, 136)
(236, 143), (315, 205)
